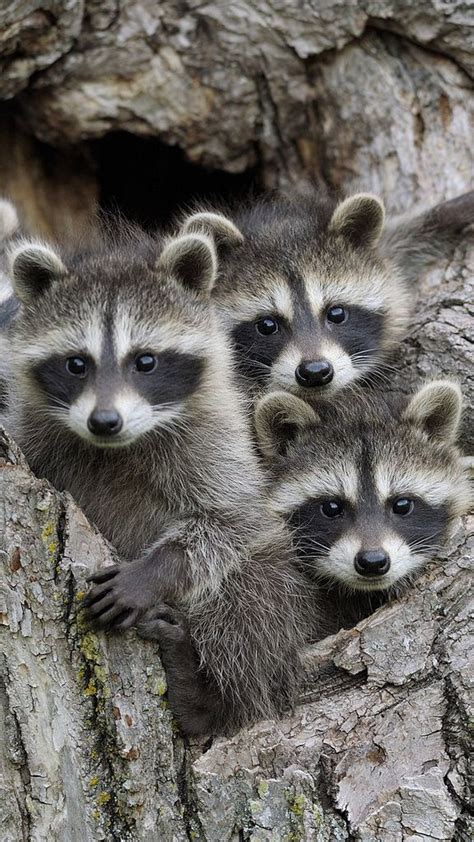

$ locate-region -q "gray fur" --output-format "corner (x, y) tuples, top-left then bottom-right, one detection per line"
(255, 384), (471, 637)
(380, 190), (474, 284)
(4, 224), (308, 735)
(0, 198), (21, 412)
(0, 198), (20, 311)
(182, 188), (473, 405)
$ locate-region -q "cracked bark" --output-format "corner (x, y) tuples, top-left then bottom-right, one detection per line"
(0, 1), (473, 840)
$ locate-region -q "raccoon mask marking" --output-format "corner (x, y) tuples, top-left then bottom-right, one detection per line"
(9, 233), (216, 449)
(255, 382), (471, 593)
(182, 194), (400, 399)
(182, 189), (474, 402)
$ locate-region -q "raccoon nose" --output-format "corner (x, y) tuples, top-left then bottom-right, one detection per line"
(354, 550), (391, 577)
(87, 409), (123, 437)
(295, 360), (334, 388)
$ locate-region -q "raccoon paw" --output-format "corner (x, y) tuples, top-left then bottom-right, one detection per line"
(82, 564), (149, 630)
(136, 604), (188, 648)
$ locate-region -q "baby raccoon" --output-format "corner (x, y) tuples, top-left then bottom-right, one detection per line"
(6, 227), (308, 734)
(181, 189), (473, 401)
(143, 378), (471, 709)
(254, 381), (471, 635)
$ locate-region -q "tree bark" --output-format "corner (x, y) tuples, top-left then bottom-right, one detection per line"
(0, 2), (473, 840)
(1, 419), (472, 840)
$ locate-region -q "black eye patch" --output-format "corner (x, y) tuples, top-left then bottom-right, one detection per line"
(231, 319), (288, 382)
(389, 498), (449, 551)
(33, 355), (93, 407)
(326, 305), (384, 359)
(130, 350), (205, 405)
(289, 498), (353, 571)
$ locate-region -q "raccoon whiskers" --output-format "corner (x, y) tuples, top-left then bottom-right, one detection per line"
(30, 405), (69, 423)
(350, 352), (401, 388)
(237, 352), (272, 378)
(408, 540), (444, 555)
(294, 538), (330, 558)
(358, 368), (393, 389)
(45, 393), (71, 411)
(407, 532), (443, 554)
(237, 346), (272, 369)
(308, 567), (345, 589)
(350, 348), (379, 366)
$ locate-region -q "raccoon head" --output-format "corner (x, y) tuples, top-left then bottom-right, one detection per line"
(255, 382), (470, 592)
(183, 194), (407, 400)
(9, 231), (219, 448)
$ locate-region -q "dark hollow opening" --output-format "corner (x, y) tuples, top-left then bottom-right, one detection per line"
(92, 132), (263, 230)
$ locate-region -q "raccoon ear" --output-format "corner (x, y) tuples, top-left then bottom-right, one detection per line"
(159, 233), (217, 294)
(255, 391), (319, 458)
(403, 380), (462, 444)
(329, 193), (385, 249)
(9, 241), (66, 303)
(180, 212), (244, 250)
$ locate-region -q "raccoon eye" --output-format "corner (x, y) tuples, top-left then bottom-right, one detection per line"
(66, 356), (88, 377)
(320, 499), (344, 518)
(135, 354), (157, 373)
(326, 305), (347, 324)
(392, 497), (414, 516)
(255, 316), (279, 336)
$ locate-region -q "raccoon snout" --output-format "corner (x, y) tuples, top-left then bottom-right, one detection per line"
(87, 409), (123, 437)
(295, 359), (334, 388)
(354, 550), (390, 577)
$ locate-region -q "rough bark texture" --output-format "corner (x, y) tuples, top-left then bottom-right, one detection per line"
(1, 1), (473, 199)
(1, 420), (472, 840)
(0, 1), (473, 840)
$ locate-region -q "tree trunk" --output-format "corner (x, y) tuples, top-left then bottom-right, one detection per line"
(0, 2), (472, 840)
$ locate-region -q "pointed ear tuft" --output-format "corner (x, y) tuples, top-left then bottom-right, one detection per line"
(9, 241), (66, 304)
(403, 380), (462, 444)
(329, 193), (385, 249)
(159, 233), (217, 294)
(255, 391), (319, 459)
(181, 212), (244, 249)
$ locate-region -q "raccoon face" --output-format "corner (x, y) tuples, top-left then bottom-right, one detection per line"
(255, 383), (470, 592)
(9, 233), (218, 448)
(182, 195), (408, 400)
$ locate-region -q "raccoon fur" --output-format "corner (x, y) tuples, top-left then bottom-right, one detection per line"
(0, 197), (20, 288)
(5, 226), (309, 735)
(254, 381), (472, 636)
(0, 198), (21, 411)
(181, 189), (473, 403)
(145, 378), (471, 707)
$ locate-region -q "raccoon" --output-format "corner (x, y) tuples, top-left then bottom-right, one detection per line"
(143, 378), (471, 708)
(5, 226), (307, 734)
(181, 189), (473, 402)
(254, 381), (471, 636)
(0, 198), (20, 411)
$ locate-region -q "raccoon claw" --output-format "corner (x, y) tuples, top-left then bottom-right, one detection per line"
(86, 565), (120, 584)
(100, 607), (140, 630)
(137, 604), (188, 645)
(81, 581), (115, 610)
(83, 559), (167, 631)
(114, 610), (139, 631)
(85, 601), (140, 632)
